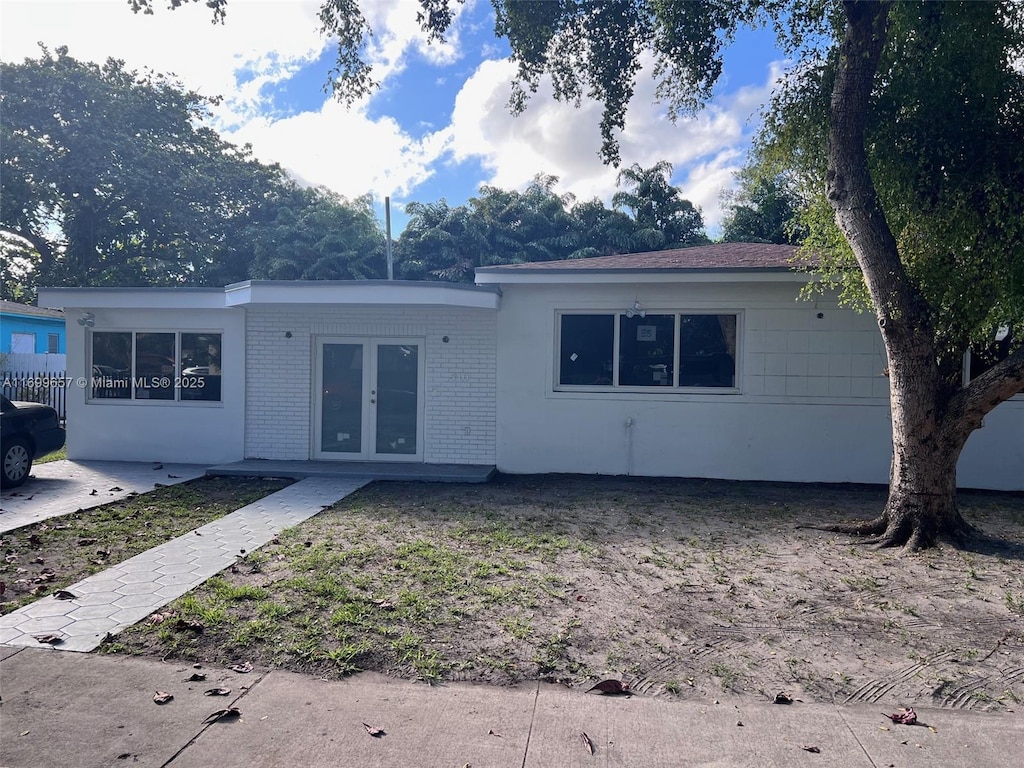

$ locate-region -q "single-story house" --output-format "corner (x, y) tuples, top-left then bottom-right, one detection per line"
(1, 300), (65, 355)
(36, 243), (1023, 490)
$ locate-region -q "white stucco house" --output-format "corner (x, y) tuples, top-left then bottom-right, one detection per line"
(37, 243), (1023, 490)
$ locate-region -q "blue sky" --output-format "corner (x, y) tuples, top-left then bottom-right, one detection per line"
(0, 0), (786, 237)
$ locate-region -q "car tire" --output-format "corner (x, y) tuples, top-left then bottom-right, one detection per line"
(2, 437), (33, 489)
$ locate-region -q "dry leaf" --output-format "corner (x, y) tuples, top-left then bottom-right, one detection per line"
(927, 726), (938, 733)
(580, 731), (595, 755)
(488, 729), (502, 737)
(372, 599), (395, 610)
(882, 708), (917, 725)
(174, 618), (204, 633)
(229, 661), (253, 673)
(153, 691), (174, 704)
(773, 692), (793, 704)
(587, 679), (629, 694)
(363, 722), (386, 737)
(184, 672), (207, 682)
(204, 688), (232, 696)
(77, 538), (97, 546)
(53, 590), (77, 600)
(203, 707), (241, 724)
(802, 745), (821, 753)
(32, 633), (63, 645)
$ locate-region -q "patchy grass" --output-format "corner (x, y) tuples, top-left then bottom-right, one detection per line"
(0, 476), (290, 614)
(100, 475), (1024, 712)
(35, 446), (66, 465)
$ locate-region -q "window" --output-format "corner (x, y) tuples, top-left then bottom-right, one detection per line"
(557, 312), (739, 391)
(11, 332), (34, 353)
(47, 333), (60, 354)
(89, 331), (222, 402)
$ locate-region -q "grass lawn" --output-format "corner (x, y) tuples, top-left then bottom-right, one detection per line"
(35, 446), (66, 464)
(0, 476), (290, 614)
(96, 474), (1024, 712)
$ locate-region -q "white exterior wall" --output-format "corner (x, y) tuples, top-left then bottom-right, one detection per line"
(244, 305), (496, 464)
(494, 281), (1024, 490)
(62, 307), (246, 464)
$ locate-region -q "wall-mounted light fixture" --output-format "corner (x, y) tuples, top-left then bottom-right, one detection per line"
(625, 301), (646, 319)
(77, 312), (95, 327)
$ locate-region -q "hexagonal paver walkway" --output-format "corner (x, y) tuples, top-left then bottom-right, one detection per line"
(0, 460), (207, 534)
(0, 476), (370, 652)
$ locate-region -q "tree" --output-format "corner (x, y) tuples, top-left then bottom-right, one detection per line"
(612, 161), (709, 249)
(244, 186), (385, 282)
(0, 47), (287, 293)
(720, 169), (805, 245)
(141, 0), (1024, 550)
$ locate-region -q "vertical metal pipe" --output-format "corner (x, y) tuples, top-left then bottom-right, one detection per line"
(385, 196), (394, 280)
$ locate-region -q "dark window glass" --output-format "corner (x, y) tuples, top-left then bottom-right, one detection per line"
(135, 333), (175, 400)
(678, 315), (736, 388)
(619, 314), (675, 387)
(559, 315), (614, 386)
(47, 333), (60, 354)
(91, 332), (132, 399)
(180, 333), (222, 402)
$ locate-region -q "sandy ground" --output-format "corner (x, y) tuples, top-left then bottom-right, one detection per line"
(113, 475), (1024, 711)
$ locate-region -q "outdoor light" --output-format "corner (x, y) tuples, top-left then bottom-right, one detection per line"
(626, 301), (646, 319)
(77, 312), (95, 327)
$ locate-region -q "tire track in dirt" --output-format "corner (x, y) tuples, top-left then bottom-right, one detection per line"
(843, 650), (958, 704)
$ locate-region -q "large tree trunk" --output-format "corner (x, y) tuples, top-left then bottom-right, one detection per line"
(824, 2), (973, 549)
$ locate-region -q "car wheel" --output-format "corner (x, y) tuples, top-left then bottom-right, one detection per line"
(2, 437), (33, 489)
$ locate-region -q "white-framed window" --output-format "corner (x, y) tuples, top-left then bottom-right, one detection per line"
(11, 332), (35, 353)
(556, 311), (741, 391)
(89, 330), (222, 402)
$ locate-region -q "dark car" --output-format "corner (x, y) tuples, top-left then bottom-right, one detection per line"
(1, 395), (66, 488)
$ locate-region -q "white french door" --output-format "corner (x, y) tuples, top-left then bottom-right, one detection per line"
(313, 338), (424, 461)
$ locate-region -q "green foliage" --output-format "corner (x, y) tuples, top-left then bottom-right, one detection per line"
(396, 170), (708, 282)
(0, 46), (286, 293)
(720, 169), (806, 245)
(612, 161), (709, 249)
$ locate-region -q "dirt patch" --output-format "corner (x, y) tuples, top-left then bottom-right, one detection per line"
(0, 476), (291, 614)
(107, 475), (1024, 711)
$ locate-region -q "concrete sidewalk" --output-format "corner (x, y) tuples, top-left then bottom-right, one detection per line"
(0, 460), (207, 533)
(1, 647), (1019, 768)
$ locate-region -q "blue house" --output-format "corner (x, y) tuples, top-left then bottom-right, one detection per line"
(0, 300), (66, 355)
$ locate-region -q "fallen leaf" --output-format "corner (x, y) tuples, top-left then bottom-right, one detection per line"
(488, 729), (502, 737)
(372, 599), (395, 610)
(204, 688), (232, 696)
(363, 722), (386, 737)
(737, 721), (744, 727)
(153, 691), (174, 704)
(802, 745), (821, 753)
(773, 692), (793, 704)
(928, 726), (938, 733)
(184, 672), (207, 682)
(53, 590), (77, 600)
(89, 489), (98, 496)
(203, 707), (241, 724)
(580, 731), (595, 755)
(174, 618), (204, 633)
(153, 463), (163, 470)
(575, 594), (587, 602)
(587, 679), (629, 694)
(33, 633), (63, 645)
(168, 474), (180, 478)
(148, 613), (167, 624)
(20, 730), (30, 737)
(882, 708), (917, 725)
(116, 754), (135, 760)
(77, 538), (97, 546)
(109, 486), (123, 492)
(229, 661), (253, 673)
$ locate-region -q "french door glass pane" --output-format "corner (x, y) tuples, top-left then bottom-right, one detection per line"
(321, 343), (363, 453)
(375, 344), (418, 455)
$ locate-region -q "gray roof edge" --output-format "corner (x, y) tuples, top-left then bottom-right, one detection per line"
(224, 279), (501, 294)
(474, 265), (806, 275)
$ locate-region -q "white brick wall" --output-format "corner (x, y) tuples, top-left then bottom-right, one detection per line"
(244, 306), (496, 464)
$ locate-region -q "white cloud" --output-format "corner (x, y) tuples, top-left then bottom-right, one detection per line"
(228, 98), (451, 201)
(447, 57), (784, 230)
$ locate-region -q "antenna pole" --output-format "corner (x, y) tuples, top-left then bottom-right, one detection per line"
(385, 196), (394, 280)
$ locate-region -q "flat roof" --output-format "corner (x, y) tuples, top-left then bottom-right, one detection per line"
(38, 281), (500, 311)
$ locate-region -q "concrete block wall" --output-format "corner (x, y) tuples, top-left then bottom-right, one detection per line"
(244, 305), (496, 464)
